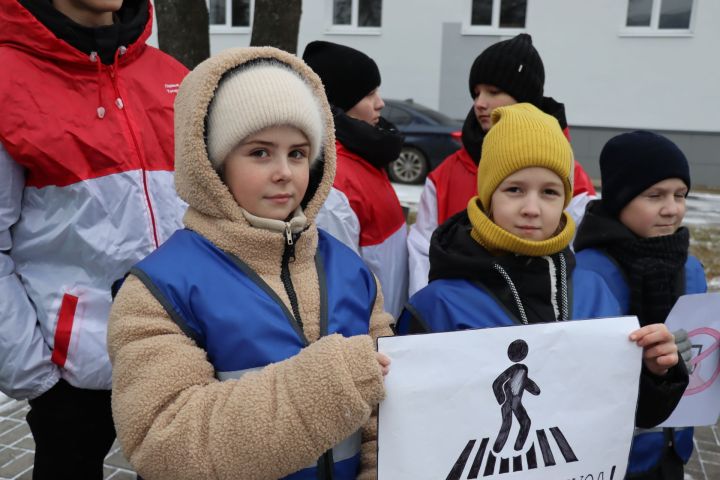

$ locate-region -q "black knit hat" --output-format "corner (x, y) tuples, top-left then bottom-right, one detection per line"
(302, 41), (381, 112)
(468, 33), (544, 105)
(600, 130), (691, 216)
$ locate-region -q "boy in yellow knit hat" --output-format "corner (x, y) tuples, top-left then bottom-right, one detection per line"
(396, 103), (682, 435)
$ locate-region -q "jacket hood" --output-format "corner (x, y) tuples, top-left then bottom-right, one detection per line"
(174, 46), (336, 232)
(1, 0), (152, 67)
(574, 199), (636, 252)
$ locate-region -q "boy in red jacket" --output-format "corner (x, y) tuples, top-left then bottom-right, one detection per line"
(0, 0), (188, 477)
(304, 41), (409, 319)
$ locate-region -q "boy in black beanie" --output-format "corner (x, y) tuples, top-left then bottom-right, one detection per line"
(408, 33), (597, 296)
(303, 41), (409, 319)
(574, 130), (702, 480)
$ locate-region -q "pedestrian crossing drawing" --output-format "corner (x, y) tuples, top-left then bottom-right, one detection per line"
(446, 427), (578, 479)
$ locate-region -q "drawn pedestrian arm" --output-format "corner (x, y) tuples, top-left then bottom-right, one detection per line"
(525, 377), (541, 395)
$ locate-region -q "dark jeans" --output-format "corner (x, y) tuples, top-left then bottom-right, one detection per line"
(26, 379), (116, 480)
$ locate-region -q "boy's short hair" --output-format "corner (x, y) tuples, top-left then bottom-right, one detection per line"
(476, 103), (574, 211)
(468, 33), (544, 105)
(599, 131), (691, 216)
(206, 59), (324, 169)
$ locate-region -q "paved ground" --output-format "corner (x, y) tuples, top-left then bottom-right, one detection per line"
(0, 396), (134, 479)
(1, 394), (718, 479)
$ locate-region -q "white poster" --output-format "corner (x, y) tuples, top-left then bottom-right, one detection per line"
(661, 293), (720, 427)
(378, 316), (642, 480)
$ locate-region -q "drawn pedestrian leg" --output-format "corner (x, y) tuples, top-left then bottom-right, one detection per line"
(492, 339), (541, 453)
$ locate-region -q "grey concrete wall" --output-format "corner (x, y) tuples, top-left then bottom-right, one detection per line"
(571, 127), (720, 190)
(438, 23), (500, 121)
(436, 22), (720, 190)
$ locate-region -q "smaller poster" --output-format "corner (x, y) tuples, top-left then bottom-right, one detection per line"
(378, 317), (641, 480)
(661, 293), (720, 427)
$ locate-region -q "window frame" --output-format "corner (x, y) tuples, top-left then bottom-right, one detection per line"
(620, 0), (698, 37)
(208, 0), (254, 35)
(461, 0), (528, 36)
(325, 0), (383, 36)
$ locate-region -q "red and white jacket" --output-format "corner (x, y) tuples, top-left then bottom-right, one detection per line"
(0, 0), (188, 399)
(407, 143), (597, 296)
(316, 141), (408, 318)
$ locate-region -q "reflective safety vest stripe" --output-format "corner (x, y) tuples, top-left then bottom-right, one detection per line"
(284, 432), (362, 480)
(132, 228), (376, 479)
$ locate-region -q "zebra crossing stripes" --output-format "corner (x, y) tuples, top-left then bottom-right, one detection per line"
(526, 443), (537, 469)
(446, 427), (578, 479)
(447, 439), (477, 480)
(512, 455), (522, 472)
(536, 429), (556, 466)
(482, 452), (496, 478)
(499, 457), (510, 474)
(550, 427), (578, 462)
(468, 438), (489, 478)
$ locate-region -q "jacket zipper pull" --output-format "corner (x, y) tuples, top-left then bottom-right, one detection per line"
(285, 223), (293, 246)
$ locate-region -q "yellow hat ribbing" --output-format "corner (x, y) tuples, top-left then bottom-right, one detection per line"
(477, 103), (574, 211)
(467, 198), (576, 256)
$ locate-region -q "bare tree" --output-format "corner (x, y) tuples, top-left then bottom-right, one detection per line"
(155, 0), (210, 69)
(250, 0), (303, 54)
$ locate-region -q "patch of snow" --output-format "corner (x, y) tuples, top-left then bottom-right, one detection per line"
(392, 183), (423, 212)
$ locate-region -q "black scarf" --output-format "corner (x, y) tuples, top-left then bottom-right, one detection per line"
(333, 108), (404, 170)
(575, 201), (690, 326)
(430, 211), (574, 324)
(607, 228), (689, 326)
(460, 107), (485, 165)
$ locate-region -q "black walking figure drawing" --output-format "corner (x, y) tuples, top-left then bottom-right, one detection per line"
(444, 338), (580, 478)
(492, 339), (540, 453)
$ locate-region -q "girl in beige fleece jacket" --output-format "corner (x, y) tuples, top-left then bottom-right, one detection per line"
(107, 47), (393, 480)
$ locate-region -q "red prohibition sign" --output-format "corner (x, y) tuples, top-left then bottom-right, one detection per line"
(685, 327), (720, 395)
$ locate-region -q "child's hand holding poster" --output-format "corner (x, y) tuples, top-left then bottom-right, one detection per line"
(378, 317), (641, 480)
(661, 293), (720, 427)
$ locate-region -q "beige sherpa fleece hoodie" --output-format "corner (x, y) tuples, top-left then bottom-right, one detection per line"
(107, 47), (393, 480)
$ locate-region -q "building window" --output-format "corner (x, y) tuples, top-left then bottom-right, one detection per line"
(625, 0), (695, 32)
(329, 0), (382, 30)
(209, 0), (252, 31)
(470, 0), (527, 29)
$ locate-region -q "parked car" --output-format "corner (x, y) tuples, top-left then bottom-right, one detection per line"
(382, 99), (463, 184)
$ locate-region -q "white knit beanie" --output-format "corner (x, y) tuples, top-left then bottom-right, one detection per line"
(206, 61), (324, 169)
